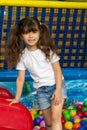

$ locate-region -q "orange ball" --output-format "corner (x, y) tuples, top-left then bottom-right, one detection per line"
(73, 123), (80, 129)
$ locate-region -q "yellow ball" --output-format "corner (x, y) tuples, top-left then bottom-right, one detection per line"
(31, 114), (34, 120)
(64, 121), (73, 129)
(30, 109), (37, 120)
(74, 118), (81, 123)
(39, 110), (42, 115)
(30, 109), (37, 115)
(68, 106), (74, 110)
(35, 125), (40, 129)
(70, 110), (76, 117)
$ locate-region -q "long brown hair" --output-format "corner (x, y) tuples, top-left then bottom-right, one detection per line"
(6, 17), (57, 69)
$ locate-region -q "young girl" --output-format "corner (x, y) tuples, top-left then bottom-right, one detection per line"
(6, 17), (67, 130)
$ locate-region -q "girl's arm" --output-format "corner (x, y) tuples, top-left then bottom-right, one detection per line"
(9, 70), (25, 105)
(15, 70), (25, 101)
(51, 61), (62, 105)
(52, 61), (62, 90)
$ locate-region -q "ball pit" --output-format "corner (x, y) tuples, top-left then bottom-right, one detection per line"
(30, 100), (87, 130)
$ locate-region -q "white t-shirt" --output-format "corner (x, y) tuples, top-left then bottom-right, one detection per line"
(16, 48), (61, 89)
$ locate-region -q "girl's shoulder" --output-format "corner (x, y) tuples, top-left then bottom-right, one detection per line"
(23, 47), (28, 54)
(20, 48), (27, 59)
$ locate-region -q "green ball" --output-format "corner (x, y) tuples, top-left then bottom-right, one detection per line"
(64, 113), (71, 121)
(34, 113), (39, 118)
(82, 107), (87, 112)
(83, 100), (87, 107)
(63, 110), (69, 115)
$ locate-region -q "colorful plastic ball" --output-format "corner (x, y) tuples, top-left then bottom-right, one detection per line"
(39, 115), (44, 120)
(40, 120), (45, 127)
(83, 100), (87, 107)
(82, 107), (87, 112)
(62, 110), (69, 115)
(34, 113), (39, 118)
(34, 125), (40, 129)
(80, 119), (87, 125)
(84, 124), (87, 129)
(31, 109), (37, 115)
(62, 114), (66, 122)
(33, 128), (38, 130)
(30, 109), (37, 120)
(39, 127), (46, 130)
(70, 109), (76, 117)
(78, 126), (85, 130)
(76, 104), (83, 111)
(68, 105), (74, 110)
(34, 117), (41, 126)
(64, 113), (71, 121)
(39, 111), (43, 115)
(77, 111), (83, 118)
(62, 117), (66, 125)
(64, 121), (73, 129)
(73, 115), (80, 120)
(74, 118), (81, 123)
(63, 110), (70, 121)
(69, 119), (74, 124)
(31, 114), (35, 120)
(83, 111), (87, 117)
(62, 107), (67, 110)
(73, 123), (80, 129)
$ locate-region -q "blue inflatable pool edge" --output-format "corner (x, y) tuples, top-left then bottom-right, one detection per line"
(0, 68), (87, 81)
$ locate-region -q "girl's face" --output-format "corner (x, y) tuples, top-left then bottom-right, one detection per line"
(22, 30), (40, 51)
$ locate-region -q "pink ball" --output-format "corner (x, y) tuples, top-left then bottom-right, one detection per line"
(73, 115), (80, 120)
(40, 120), (45, 127)
(33, 128), (38, 130)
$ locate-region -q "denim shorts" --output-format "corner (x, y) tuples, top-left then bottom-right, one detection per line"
(36, 80), (67, 110)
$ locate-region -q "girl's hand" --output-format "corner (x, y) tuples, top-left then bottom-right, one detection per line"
(51, 89), (62, 105)
(6, 98), (19, 106)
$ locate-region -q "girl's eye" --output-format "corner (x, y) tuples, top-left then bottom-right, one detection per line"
(33, 31), (37, 33)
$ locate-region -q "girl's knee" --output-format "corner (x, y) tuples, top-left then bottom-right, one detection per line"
(51, 112), (61, 123)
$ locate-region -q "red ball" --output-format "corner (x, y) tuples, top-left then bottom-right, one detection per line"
(61, 114), (66, 125)
(62, 118), (66, 125)
(77, 111), (83, 118)
(40, 127), (46, 130)
(63, 107), (67, 110)
(76, 104), (83, 111)
(83, 111), (87, 117)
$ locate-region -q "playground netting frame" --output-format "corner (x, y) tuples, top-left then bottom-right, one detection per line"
(0, 0), (87, 9)
(0, 0), (87, 69)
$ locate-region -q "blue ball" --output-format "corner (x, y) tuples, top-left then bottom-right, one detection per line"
(34, 117), (41, 126)
(78, 126), (85, 130)
(84, 124), (87, 129)
(80, 120), (86, 125)
(69, 119), (74, 124)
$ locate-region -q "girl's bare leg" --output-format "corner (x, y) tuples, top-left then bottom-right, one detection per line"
(41, 99), (64, 130)
(51, 99), (64, 130)
(42, 107), (52, 130)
